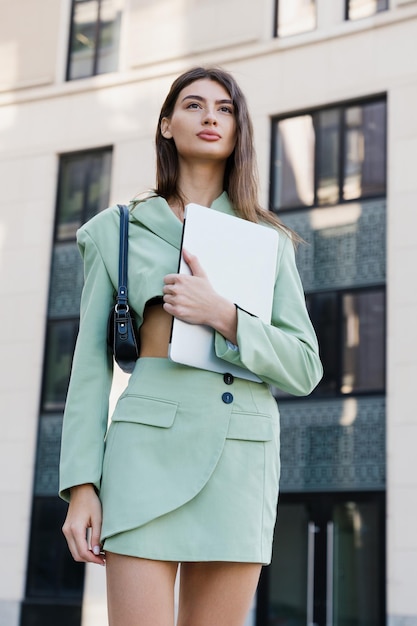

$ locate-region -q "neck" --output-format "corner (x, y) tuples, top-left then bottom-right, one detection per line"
(175, 160), (226, 208)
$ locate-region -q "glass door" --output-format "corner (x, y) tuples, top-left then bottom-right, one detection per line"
(256, 492), (385, 626)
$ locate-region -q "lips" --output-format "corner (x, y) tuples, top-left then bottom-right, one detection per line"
(197, 130), (221, 141)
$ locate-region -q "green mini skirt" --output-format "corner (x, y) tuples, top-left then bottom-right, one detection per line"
(100, 358), (280, 564)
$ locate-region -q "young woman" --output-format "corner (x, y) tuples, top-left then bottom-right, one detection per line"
(60, 66), (322, 626)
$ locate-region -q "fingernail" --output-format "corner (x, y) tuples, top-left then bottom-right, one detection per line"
(93, 545), (100, 555)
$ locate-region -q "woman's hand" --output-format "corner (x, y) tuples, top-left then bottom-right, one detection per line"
(163, 249), (238, 344)
(62, 484), (105, 566)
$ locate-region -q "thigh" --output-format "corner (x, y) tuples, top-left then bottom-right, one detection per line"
(106, 552), (178, 626)
(177, 561), (262, 626)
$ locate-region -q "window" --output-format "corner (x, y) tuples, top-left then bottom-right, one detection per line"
(42, 320), (79, 412)
(22, 149), (112, 623)
(307, 289), (386, 397)
(271, 98), (386, 211)
(346, 0), (388, 20)
(25, 498), (85, 599)
(275, 0), (316, 37)
(56, 149), (112, 240)
(67, 0), (123, 80)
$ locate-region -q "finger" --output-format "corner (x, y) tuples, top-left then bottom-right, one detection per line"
(163, 273), (178, 285)
(90, 515), (105, 564)
(182, 248), (206, 277)
(64, 523), (105, 565)
(76, 531), (105, 565)
(63, 526), (82, 562)
(163, 282), (177, 296)
(63, 521), (89, 562)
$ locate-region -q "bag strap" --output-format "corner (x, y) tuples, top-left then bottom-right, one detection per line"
(116, 204), (129, 311)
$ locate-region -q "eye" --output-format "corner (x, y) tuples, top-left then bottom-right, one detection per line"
(219, 105), (234, 114)
(186, 102), (201, 109)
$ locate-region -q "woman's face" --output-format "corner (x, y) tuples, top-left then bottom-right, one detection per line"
(161, 79), (237, 164)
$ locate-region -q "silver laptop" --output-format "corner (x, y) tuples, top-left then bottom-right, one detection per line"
(169, 203), (279, 382)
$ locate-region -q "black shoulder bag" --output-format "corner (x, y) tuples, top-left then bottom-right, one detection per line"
(107, 204), (140, 373)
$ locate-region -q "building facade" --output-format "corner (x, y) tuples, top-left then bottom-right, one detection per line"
(1, 1), (416, 624)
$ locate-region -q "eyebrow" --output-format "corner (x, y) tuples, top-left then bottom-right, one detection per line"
(181, 95), (234, 105)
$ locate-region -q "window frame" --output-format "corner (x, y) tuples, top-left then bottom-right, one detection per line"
(345, 0), (389, 21)
(66, 0), (121, 81)
(54, 146), (113, 243)
(269, 94), (387, 213)
(273, 0), (317, 38)
(24, 496), (86, 600)
(39, 146), (113, 414)
(306, 286), (387, 399)
(41, 318), (80, 413)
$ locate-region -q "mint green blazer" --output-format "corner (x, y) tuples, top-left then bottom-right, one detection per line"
(59, 193), (322, 542)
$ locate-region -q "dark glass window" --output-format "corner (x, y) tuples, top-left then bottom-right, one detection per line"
(341, 291), (385, 394)
(22, 149), (112, 622)
(67, 0), (122, 81)
(343, 102), (386, 200)
(25, 498), (85, 599)
(271, 98), (386, 211)
(272, 114), (315, 209)
(306, 288), (385, 397)
(347, 0), (388, 20)
(307, 292), (339, 396)
(42, 320), (79, 412)
(316, 109), (341, 206)
(257, 493), (385, 626)
(56, 149), (112, 240)
(275, 0), (316, 37)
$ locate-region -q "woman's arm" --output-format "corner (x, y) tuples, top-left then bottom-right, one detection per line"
(163, 235), (322, 396)
(214, 234), (323, 395)
(59, 228), (115, 502)
(163, 248), (238, 343)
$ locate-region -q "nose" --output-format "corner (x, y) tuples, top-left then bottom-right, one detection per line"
(203, 107), (217, 125)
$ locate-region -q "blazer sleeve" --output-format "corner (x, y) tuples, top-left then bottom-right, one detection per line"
(59, 227), (115, 502)
(214, 232), (323, 395)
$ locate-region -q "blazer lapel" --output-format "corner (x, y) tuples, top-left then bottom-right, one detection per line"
(129, 192), (237, 249)
(130, 196), (183, 249)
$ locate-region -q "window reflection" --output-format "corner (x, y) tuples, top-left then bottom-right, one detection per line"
(342, 291), (385, 393)
(272, 99), (386, 211)
(344, 102), (386, 201)
(305, 289), (385, 398)
(307, 293), (338, 396)
(333, 501), (381, 624)
(317, 110), (341, 206)
(56, 150), (112, 240)
(67, 0), (122, 80)
(267, 503), (309, 623)
(276, 0), (316, 37)
(347, 0), (388, 20)
(97, 0), (122, 74)
(69, 0), (98, 79)
(274, 116), (315, 209)
(42, 320), (79, 411)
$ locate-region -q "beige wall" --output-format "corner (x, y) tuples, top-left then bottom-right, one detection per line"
(127, 0), (266, 67)
(0, 151), (56, 620)
(0, 0), (65, 91)
(386, 77), (417, 618)
(1, 1), (417, 624)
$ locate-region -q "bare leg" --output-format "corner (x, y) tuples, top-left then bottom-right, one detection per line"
(177, 562), (262, 626)
(106, 552), (178, 626)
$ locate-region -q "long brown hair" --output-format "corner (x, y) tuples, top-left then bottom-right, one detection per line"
(154, 66), (289, 233)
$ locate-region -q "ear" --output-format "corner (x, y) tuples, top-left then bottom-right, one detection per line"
(161, 117), (173, 139)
